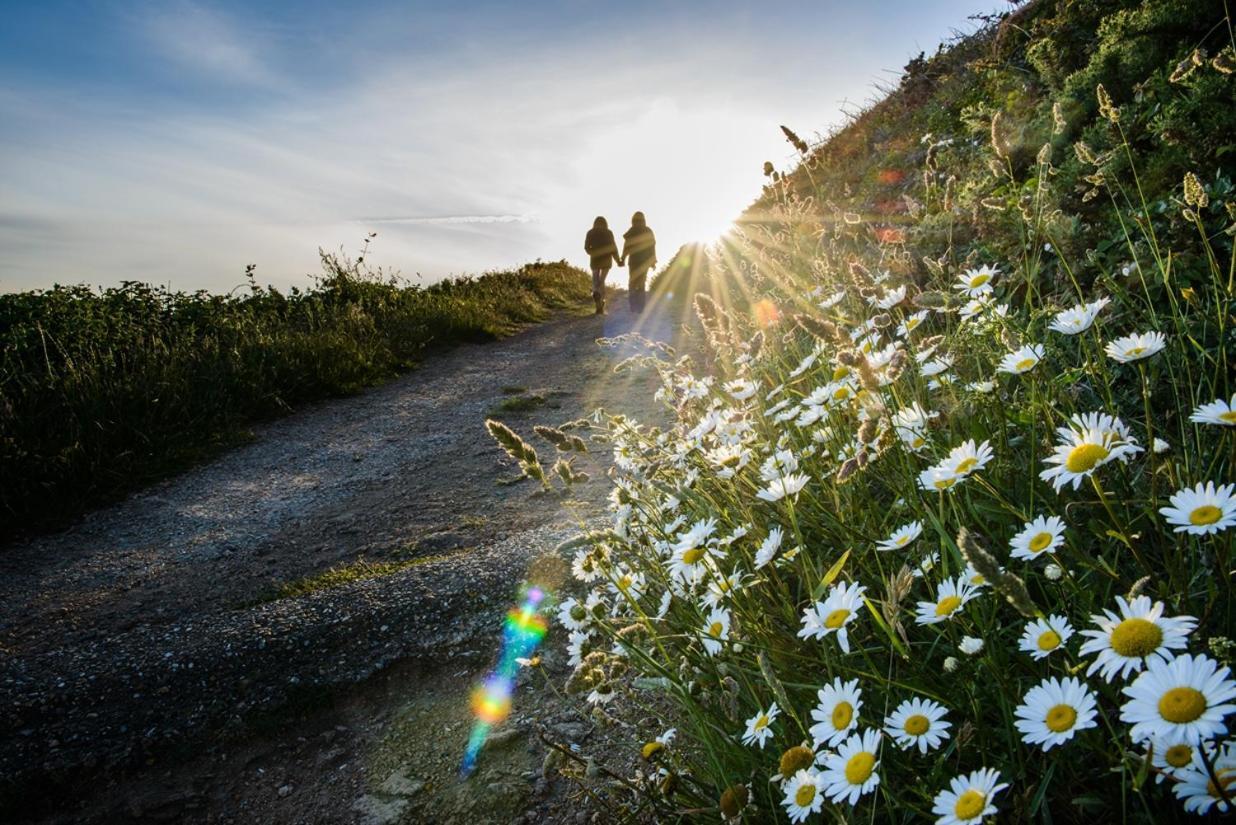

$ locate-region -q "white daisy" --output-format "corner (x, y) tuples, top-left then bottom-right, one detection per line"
(701, 607), (731, 656)
(1159, 481), (1236, 535)
(876, 520), (924, 552)
(781, 769), (825, 823)
(557, 596), (589, 631)
(819, 290), (845, 309)
(1147, 736), (1203, 781)
(1008, 515), (1066, 562)
(932, 768), (1008, 824)
(756, 472), (809, 503)
(883, 697), (951, 754)
(1014, 676), (1099, 750)
(668, 542), (715, 586)
(1172, 741), (1236, 814)
(1121, 653), (1236, 744)
(742, 703), (780, 749)
(915, 576), (978, 625)
(1048, 296), (1110, 334)
(1105, 330), (1166, 363)
(874, 284), (907, 309)
(959, 636), (984, 655)
(809, 677), (863, 747)
(724, 378), (758, 400)
(997, 344), (1044, 375)
(818, 729), (881, 806)
(918, 465), (962, 493)
(1078, 595), (1196, 682)
(897, 309), (929, 337)
(955, 264), (1000, 296)
(1039, 419), (1143, 492)
(754, 527), (783, 569)
(799, 581), (867, 653)
(967, 380), (996, 393)
(1190, 394), (1236, 426)
(1019, 615), (1075, 660)
(943, 439), (993, 478)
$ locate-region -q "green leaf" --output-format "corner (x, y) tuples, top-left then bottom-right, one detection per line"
(862, 596), (909, 659)
(813, 549), (851, 599)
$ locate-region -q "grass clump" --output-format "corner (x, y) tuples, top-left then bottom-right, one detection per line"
(0, 249), (590, 538)
(543, 1), (1236, 821)
(253, 553), (458, 604)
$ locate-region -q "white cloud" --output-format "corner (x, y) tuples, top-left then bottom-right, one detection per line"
(140, 1), (281, 89)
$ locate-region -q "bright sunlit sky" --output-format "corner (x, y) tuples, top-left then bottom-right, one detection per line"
(0, 0), (1005, 294)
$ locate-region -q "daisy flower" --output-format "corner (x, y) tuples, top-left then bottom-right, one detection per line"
(1171, 741), (1236, 814)
(819, 729), (881, 806)
(799, 581), (867, 653)
(809, 677), (863, 747)
(944, 439), (993, 477)
(874, 284), (907, 309)
(1105, 331), (1166, 363)
(725, 378), (758, 400)
(1019, 615), (1075, 660)
(959, 636), (984, 655)
(819, 290), (845, 309)
(932, 768), (1008, 825)
(1120, 653), (1236, 744)
(1159, 481), (1236, 535)
(668, 542), (715, 586)
(557, 597), (589, 631)
(1008, 515), (1066, 562)
(996, 344), (1044, 375)
(754, 527), (783, 569)
(897, 309), (929, 337)
(1078, 595), (1196, 682)
(918, 465), (962, 493)
(756, 472), (809, 503)
(742, 703), (780, 749)
(701, 607), (730, 656)
(1147, 736), (1202, 781)
(915, 576), (978, 625)
(955, 264), (999, 296)
(1014, 676), (1099, 750)
(967, 380), (995, 393)
(884, 697), (951, 754)
(876, 520), (924, 551)
(1048, 296), (1110, 335)
(1190, 394), (1236, 426)
(1039, 419), (1142, 492)
(781, 769), (825, 823)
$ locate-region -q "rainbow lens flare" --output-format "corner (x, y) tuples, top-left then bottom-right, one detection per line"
(460, 585), (549, 776)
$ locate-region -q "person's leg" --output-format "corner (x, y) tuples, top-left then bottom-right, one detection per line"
(630, 266), (647, 312)
(591, 268), (607, 313)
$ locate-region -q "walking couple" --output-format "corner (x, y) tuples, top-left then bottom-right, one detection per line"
(583, 211), (656, 315)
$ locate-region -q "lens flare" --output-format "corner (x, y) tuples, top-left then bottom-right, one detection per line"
(460, 584), (549, 776)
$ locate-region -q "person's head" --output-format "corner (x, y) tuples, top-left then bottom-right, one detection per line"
(631, 211), (646, 228)
(593, 216), (608, 230)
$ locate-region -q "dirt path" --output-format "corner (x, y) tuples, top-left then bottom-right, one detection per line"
(0, 301), (678, 824)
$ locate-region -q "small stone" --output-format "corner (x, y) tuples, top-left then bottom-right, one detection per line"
(277, 784), (293, 798)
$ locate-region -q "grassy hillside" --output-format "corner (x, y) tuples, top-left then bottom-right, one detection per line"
(0, 251), (591, 538)
(539, 0), (1236, 821)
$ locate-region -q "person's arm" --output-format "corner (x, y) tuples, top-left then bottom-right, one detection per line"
(584, 233), (594, 255)
(649, 232), (657, 268)
(619, 237), (629, 267)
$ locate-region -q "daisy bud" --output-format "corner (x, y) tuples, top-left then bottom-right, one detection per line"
(1153, 438), (1170, 453)
(943, 656), (959, 673)
(1044, 563), (1064, 581)
(778, 745), (815, 778)
(719, 783), (750, 819)
(960, 636), (984, 655)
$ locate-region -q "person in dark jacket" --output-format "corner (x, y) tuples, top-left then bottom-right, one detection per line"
(619, 211), (655, 313)
(584, 216), (621, 314)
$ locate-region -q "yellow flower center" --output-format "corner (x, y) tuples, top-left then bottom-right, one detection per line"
(832, 701), (853, 730)
(1158, 687), (1207, 724)
(935, 595), (963, 617)
(754, 714), (769, 730)
(1028, 532), (1053, 553)
(1127, 346), (1146, 356)
(833, 386), (851, 401)
(895, 535), (909, 546)
(906, 317), (921, 330)
(682, 547), (705, 565)
(832, 366), (850, 380)
(903, 714), (930, 736)
(1065, 442), (1109, 473)
(1037, 629), (1062, 651)
(1207, 769), (1236, 800)
(933, 477), (957, 490)
(708, 621), (723, 638)
(824, 609), (851, 629)
(795, 783), (817, 807)
(1109, 617), (1163, 658)
(1014, 357), (1036, 371)
(1164, 744), (1194, 768)
(969, 274), (990, 288)
(911, 436), (925, 449)
(955, 457), (978, 474)
(1189, 505), (1222, 526)
(641, 741), (663, 760)
(617, 575), (632, 591)
(779, 746), (815, 777)
(954, 789), (986, 819)
(1220, 411), (1236, 423)
(1045, 704), (1077, 733)
(844, 751), (876, 785)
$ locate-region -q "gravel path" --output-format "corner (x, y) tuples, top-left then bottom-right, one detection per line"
(0, 302), (676, 823)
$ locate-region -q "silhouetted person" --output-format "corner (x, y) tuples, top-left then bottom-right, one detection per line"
(620, 211), (656, 313)
(584, 216), (620, 314)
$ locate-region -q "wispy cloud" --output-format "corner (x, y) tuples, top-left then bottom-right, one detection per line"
(140, 1), (281, 89)
(361, 214), (538, 226)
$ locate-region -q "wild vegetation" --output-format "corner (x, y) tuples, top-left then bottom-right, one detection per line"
(499, 0), (1236, 820)
(0, 248), (590, 538)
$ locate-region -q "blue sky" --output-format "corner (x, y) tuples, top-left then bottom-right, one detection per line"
(0, 1), (1004, 293)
